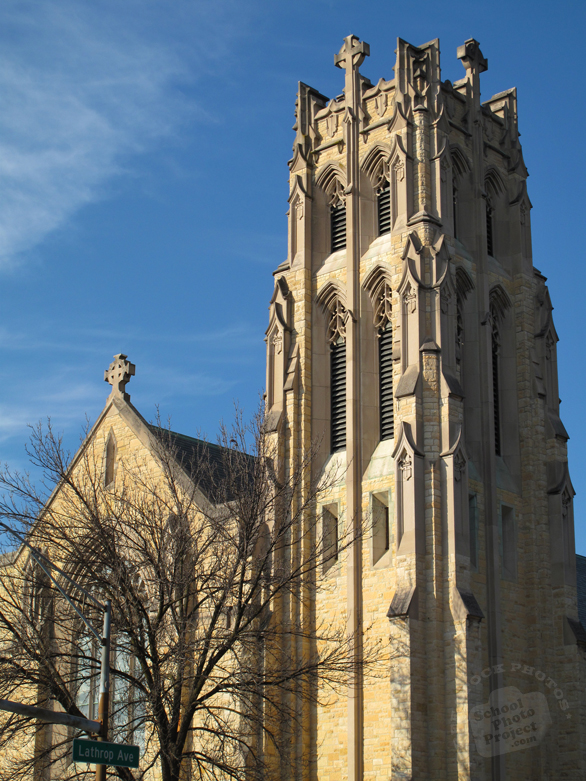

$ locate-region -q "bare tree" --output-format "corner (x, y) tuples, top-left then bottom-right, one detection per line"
(0, 410), (384, 781)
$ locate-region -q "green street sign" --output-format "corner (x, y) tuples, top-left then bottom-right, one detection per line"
(73, 738), (139, 769)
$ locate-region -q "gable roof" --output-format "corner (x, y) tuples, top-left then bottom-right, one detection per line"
(149, 426), (256, 504)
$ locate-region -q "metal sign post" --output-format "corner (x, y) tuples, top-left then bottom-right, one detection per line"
(95, 599), (112, 781)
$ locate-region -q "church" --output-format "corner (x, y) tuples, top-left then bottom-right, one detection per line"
(1, 33), (585, 781)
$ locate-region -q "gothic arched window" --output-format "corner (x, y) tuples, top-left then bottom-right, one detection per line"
(328, 300), (347, 452)
(105, 431), (116, 487)
(374, 281), (394, 441)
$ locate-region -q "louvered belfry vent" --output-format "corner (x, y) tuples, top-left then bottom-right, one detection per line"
(377, 183), (391, 235)
(486, 201), (494, 257)
(330, 339), (347, 452)
(330, 204), (347, 252)
(379, 324), (394, 440)
(492, 330), (501, 456)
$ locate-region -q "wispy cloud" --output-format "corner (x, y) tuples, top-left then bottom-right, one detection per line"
(0, 0), (248, 268)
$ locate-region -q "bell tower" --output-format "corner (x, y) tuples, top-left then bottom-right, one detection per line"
(265, 34), (585, 781)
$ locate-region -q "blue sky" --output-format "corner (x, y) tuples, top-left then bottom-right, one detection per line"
(1, 0), (585, 548)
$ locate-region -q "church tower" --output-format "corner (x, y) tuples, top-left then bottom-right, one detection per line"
(265, 35), (585, 780)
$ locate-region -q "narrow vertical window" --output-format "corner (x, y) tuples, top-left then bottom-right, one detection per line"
(491, 316), (501, 456)
(469, 494), (478, 569)
(500, 505), (516, 579)
(327, 298), (347, 453)
(372, 494), (390, 564)
(452, 179), (458, 239)
(330, 337), (346, 452)
(323, 506), (339, 572)
(377, 181), (391, 235)
(379, 325), (394, 440)
(374, 281), (394, 441)
(330, 203), (347, 252)
(486, 198), (494, 256)
(456, 299), (464, 368)
(105, 432), (116, 487)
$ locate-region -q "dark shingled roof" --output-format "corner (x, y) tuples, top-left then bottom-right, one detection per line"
(576, 554), (586, 630)
(149, 427), (256, 503)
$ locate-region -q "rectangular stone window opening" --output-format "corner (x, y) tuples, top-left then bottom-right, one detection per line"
(377, 183), (391, 236)
(379, 324), (394, 441)
(330, 203), (347, 252)
(372, 493), (390, 565)
(500, 504), (517, 580)
(322, 505), (339, 573)
(330, 338), (346, 452)
(486, 201), (494, 257)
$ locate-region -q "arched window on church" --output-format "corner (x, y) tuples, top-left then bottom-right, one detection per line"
(491, 305), (501, 456)
(328, 300), (347, 452)
(105, 431), (116, 487)
(329, 179), (347, 252)
(374, 281), (394, 441)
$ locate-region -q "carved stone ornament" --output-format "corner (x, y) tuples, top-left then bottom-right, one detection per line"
(375, 92), (387, 117)
(440, 286), (452, 314)
(374, 282), (393, 330)
(104, 353), (135, 397)
(374, 159), (390, 192)
(545, 331), (555, 361)
(326, 113), (338, 138)
(394, 159), (405, 182)
(440, 156), (450, 183)
(398, 452), (413, 481)
(328, 178), (346, 209)
(454, 451), (466, 481)
(327, 299), (348, 344)
(295, 199), (304, 220)
(403, 283), (417, 314)
(562, 489), (572, 518)
(272, 332), (283, 355)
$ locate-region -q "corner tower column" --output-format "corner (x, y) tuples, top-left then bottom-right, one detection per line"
(334, 34), (370, 781)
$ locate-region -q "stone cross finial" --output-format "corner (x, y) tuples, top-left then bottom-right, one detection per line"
(104, 354), (135, 399)
(457, 38), (488, 75)
(457, 39), (487, 105)
(334, 35), (370, 72)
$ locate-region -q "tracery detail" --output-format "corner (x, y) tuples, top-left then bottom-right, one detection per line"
(327, 299), (348, 344)
(373, 282), (393, 330)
